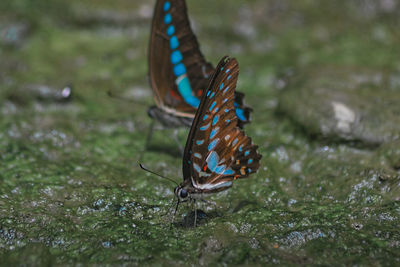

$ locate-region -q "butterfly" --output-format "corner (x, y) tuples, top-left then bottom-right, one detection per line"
(170, 56), (262, 225)
(147, 0), (252, 150)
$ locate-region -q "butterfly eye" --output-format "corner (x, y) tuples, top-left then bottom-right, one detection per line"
(180, 189), (188, 198)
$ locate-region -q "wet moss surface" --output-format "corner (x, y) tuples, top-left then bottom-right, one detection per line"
(1, 0), (399, 265)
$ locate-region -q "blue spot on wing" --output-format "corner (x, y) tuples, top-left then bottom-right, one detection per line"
(200, 123), (210, 131)
(207, 151), (219, 171)
(214, 166), (234, 175)
(193, 163), (201, 173)
(208, 139), (219, 151)
(163, 1), (171, 11)
(215, 165), (225, 174)
(173, 63), (186, 76)
(209, 101), (216, 112)
(196, 140), (204, 145)
(176, 76), (200, 108)
(248, 159), (253, 164)
(233, 138), (238, 146)
(245, 150), (250, 156)
(223, 169), (235, 175)
(164, 13), (172, 24)
(235, 108), (246, 121)
(171, 50), (183, 64)
(167, 25), (175, 36)
(210, 127), (219, 139)
(212, 116), (219, 126)
(170, 36), (179, 49)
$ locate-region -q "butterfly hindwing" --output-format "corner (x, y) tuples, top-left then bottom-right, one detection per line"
(183, 57), (261, 192)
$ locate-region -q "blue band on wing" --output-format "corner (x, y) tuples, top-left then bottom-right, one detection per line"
(176, 76), (200, 108)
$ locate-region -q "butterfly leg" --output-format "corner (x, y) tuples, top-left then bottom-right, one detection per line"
(192, 199), (197, 227)
(172, 199), (180, 224)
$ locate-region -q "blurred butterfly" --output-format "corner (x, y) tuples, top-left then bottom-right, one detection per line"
(141, 57), (261, 226)
(146, 0), (252, 152)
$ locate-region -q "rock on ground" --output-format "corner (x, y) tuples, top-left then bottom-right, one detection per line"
(278, 66), (400, 146)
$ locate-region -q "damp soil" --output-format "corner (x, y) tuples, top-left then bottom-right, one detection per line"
(1, 0), (399, 265)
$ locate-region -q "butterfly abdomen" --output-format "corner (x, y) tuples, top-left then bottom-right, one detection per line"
(148, 106), (192, 127)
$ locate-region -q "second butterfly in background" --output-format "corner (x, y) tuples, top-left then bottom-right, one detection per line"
(146, 0), (252, 154)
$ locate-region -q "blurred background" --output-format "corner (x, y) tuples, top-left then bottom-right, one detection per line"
(1, 0), (399, 265)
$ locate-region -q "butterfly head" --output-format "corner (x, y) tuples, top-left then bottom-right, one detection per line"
(174, 186), (190, 202)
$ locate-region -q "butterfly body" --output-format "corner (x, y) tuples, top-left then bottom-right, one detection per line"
(173, 57), (261, 206)
(174, 178), (232, 202)
(148, 0), (252, 130)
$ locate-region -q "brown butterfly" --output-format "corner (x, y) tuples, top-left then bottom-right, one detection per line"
(176, 56), (261, 201)
(141, 56), (261, 226)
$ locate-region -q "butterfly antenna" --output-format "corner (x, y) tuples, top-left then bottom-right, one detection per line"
(138, 163), (179, 186)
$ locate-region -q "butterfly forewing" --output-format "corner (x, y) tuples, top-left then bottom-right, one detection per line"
(183, 57), (261, 192)
(149, 0), (213, 114)
(149, 0), (252, 126)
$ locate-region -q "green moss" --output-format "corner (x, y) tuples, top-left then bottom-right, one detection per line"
(1, 0), (399, 265)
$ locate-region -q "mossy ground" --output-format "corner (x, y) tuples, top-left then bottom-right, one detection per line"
(0, 0), (399, 265)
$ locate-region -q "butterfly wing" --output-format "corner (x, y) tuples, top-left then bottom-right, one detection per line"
(149, 0), (252, 126)
(149, 0), (213, 116)
(182, 57), (261, 192)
